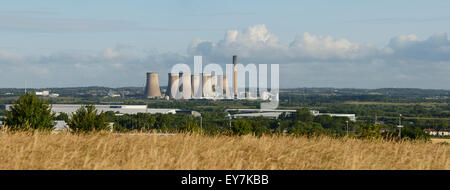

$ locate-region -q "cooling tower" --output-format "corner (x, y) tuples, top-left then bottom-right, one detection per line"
(222, 75), (228, 96)
(233, 55), (238, 98)
(215, 75), (224, 98)
(144, 72), (161, 98)
(202, 73), (213, 98)
(166, 73), (179, 99)
(191, 74), (202, 98)
(179, 72), (184, 93)
(179, 72), (191, 99)
(211, 75), (218, 93)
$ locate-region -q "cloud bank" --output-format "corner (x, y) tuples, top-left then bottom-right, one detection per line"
(0, 24), (449, 89)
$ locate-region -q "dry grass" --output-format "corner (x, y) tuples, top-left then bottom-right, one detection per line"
(431, 138), (450, 144)
(0, 131), (448, 170)
(343, 101), (448, 106)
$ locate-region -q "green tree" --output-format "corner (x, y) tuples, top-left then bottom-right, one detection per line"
(231, 120), (253, 136)
(293, 108), (314, 122)
(55, 112), (69, 122)
(5, 92), (55, 130)
(67, 105), (107, 132)
(359, 123), (382, 140)
(289, 121), (324, 137)
(178, 118), (200, 133)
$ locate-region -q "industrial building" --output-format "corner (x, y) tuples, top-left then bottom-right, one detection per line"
(225, 109), (296, 119)
(225, 109), (356, 121)
(35, 90), (59, 97)
(144, 72), (161, 98)
(310, 110), (356, 121)
(143, 55), (274, 100)
(5, 104), (179, 115)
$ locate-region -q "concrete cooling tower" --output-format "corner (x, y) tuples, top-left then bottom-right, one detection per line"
(222, 75), (228, 97)
(191, 74), (202, 99)
(211, 75), (218, 93)
(166, 73), (179, 99)
(144, 72), (161, 98)
(202, 73), (213, 98)
(214, 75), (223, 98)
(179, 72), (191, 99)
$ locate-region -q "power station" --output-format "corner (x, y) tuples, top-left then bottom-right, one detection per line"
(144, 55), (271, 100)
(233, 55), (238, 99)
(144, 72), (161, 98)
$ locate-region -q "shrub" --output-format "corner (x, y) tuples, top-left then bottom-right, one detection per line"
(231, 120), (253, 136)
(67, 105), (107, 132)
(5, 92), (55, 130)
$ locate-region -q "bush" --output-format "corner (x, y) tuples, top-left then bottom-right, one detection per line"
(178, 117), (200, 133)
(288, 121), (324, 137)
(67, 105), (107, 132)
(231, 120), (253, 136)
(358, 123), (382, 140)
(55, 112), (69, 122)
(5, 92), (55, 130)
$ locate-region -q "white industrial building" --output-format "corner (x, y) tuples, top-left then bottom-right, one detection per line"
(5, 104), (179, 115)
(226, 109), (356, 121)
(310, 110), (357, 122)
(35, 90), (59, 97)
(35, 91), (50, 96)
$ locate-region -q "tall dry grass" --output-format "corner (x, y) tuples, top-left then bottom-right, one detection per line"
(0, 131), (448, 170)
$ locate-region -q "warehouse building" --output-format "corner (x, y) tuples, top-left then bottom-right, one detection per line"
(5, 104), (179, 115)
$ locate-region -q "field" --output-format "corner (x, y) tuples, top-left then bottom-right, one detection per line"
(343, 101), (449, 106)
(431, 138), (450, 144)
(0, 131), (449, 170)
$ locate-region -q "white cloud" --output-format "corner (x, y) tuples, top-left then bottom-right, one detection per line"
(189, 24), (376, 62)
(0, 49), (24, 63)
(1, 25), (450, 89)
(288, 32), (375, 60)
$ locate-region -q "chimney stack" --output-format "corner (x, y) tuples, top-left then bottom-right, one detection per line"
(233, 55), (238, 98)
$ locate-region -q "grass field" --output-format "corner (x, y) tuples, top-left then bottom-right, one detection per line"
(0, 131), (448, 170)
(431, 138), (450, 144)
(343, 101), (449, 106)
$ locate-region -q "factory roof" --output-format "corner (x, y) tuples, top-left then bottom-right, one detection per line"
(5, 104), (179, 115)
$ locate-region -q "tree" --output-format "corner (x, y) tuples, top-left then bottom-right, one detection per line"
(178, 118), (200, 133)
(55, 112), (69, 122)
(288, 121), (324, 137)
(67, 105), (107, 132)
(5, 92), (55, 130)
(293, 108), (314, 122)
(359, 123), (382, 140)
(231, 120), (253, 136)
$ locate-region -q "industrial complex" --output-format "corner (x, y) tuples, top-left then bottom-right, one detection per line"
(0, 54), (357, 126)
(144, 55), (272, 100)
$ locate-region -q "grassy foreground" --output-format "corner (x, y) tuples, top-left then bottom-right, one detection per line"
(0, 131), (448, 170)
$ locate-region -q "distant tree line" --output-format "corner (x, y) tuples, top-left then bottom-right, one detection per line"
(0, 92), (432, 141)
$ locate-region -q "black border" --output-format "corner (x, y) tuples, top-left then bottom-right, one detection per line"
(0, 170), (448, 188)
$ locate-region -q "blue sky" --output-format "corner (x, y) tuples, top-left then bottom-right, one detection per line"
(1, 0), (450, 89)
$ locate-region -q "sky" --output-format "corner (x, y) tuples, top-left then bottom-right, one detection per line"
(1, 0), (450, 89)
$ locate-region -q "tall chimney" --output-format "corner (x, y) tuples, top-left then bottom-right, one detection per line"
(144, 72), (161, 98)
(233, 55), (238, 98)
